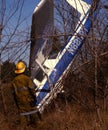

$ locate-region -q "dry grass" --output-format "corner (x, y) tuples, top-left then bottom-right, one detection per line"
(0, 82), (108, 130)
(39, 102), (108, 130)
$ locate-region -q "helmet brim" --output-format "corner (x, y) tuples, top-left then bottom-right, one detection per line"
(15, 68), (25, 74)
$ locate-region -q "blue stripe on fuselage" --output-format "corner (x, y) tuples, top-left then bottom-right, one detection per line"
(82, 0), (92, 5)
(36, 0), (97, 106)
(36, 36), (84, 105)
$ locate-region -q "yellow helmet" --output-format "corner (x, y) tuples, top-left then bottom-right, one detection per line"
(15, 61), (26, 74)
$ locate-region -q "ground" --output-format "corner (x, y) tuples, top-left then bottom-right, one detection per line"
(0, 82), (108, 130)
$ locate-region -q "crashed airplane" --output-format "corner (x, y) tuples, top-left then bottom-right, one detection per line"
(29, 0), (98, 112)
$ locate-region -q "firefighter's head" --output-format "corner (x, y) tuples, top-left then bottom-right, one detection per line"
(15, 61), (26, 74)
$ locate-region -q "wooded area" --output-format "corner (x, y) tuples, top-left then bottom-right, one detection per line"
(0, 0), (108, 130)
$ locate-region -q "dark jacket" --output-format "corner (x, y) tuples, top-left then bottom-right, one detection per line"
(12, 74), (36, 112)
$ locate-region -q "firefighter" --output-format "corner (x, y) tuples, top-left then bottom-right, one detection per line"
(12, 60), (39, 128)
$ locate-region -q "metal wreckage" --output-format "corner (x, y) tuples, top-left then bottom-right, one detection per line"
(29, 0), (99, 113)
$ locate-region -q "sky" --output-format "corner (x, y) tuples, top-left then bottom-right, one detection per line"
(2, 0), (40, 30)
(22, 0), (40, 25)
(13, 0), (40, 27)
(1, 0), (108, 64)
(1, 0), (40, 63)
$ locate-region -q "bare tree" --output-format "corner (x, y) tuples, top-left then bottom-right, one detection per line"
(0, 0), (32, 113)
(0, 0), (31, 65)
(54, 0), (108, 118)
